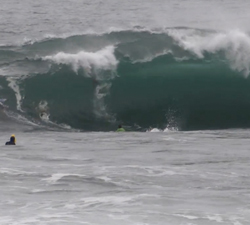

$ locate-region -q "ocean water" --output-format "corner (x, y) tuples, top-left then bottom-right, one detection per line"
(1, 0), (250, 224)
(1, 130), (250, 224)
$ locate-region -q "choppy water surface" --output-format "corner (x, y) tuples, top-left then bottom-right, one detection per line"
(0, 130), (249, 224)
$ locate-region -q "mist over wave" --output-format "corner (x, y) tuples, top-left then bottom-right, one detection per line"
(1, 27), (250, 131)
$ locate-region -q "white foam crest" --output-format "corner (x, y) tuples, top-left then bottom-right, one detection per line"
(164, 126), (179, 132)
(80, 195), (134, 207)
(146, 127), (178, 132)
(5, 27), (159, 48)
(174, 214), (198, 220)
(0, 168), (37, 176)
(148, 128), (161, 132)
(168, 29), (250, 77)
(206, 215), (224, 223)
(6, 77), (23, 112)
(110, 165), (181, 177)
(42, 173), (85, 184)
(43, 46), (118, 78)
(29, 27), (146, 45)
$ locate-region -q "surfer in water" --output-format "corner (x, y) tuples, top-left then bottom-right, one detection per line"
(116, 124), (125, 132)
(5, 134), (16, 145)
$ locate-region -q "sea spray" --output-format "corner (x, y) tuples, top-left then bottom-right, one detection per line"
(168, 29), (250, 77)
(42, 46), (118, 77)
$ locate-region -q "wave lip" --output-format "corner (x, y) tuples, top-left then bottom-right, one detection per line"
(167, 29), (250, 77)
(43, 46), (118, 78)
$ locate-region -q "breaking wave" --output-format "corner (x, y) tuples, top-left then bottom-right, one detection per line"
(1, 27), (250, 131)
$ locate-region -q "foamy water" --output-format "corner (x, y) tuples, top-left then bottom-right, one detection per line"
(0, 130), (249, 224)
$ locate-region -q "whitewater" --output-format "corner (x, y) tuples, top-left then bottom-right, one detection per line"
(1, 130), (250, 224)
(1, 0), (250, 224)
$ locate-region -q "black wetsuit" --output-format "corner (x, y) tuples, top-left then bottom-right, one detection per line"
(5, 141), (15, 145)
(5, 136), (15, 145)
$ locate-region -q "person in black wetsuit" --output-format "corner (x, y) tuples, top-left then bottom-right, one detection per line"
(5, 135), (16, 145)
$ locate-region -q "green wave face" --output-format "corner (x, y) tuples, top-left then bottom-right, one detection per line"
(1, 28), (250, 131)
